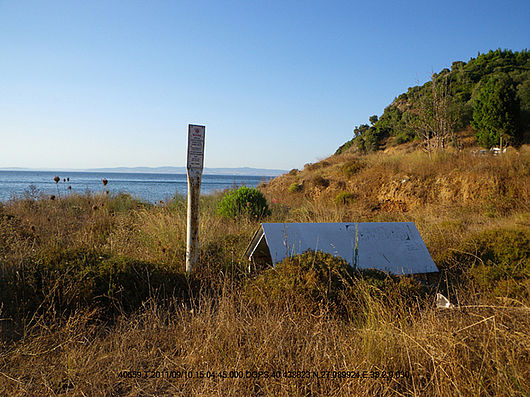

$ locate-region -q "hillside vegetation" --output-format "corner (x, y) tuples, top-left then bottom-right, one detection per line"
(336, 49), (529, 154)
(261, 144), (528, 260)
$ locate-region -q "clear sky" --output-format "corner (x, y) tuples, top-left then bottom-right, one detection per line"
(1, 1), (528, 170)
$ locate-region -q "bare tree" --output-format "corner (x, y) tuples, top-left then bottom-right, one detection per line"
(415, 74), (457, 151)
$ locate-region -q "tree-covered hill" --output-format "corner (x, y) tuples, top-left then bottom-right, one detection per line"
(336, 49), (530, 154)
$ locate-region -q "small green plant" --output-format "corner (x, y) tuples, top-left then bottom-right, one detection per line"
(217, 186), (271, 220)
(288, 182), (302, 193)
(341, 160), (365, 178)
(334, 191), (354, 205)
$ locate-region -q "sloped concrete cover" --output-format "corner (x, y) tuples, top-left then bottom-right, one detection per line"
(257, 222), (437, 274)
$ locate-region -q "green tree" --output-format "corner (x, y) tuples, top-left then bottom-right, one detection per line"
(353, 124), (370, 138)
(472, 74), (521, 148)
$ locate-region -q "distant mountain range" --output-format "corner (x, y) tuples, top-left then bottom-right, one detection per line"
(0, 166), (287, 177)
(86, 166), (287, 176)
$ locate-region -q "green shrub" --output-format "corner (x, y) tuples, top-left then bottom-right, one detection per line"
(393, 131), (414, 145)
(472, 74), (521, 148)
(288, 182), (302, 193)
(470, 263), (530, 299)
(245, 250), (354, 312)
(0, 248), (189, 321)
(244, 250), (426, 317)
(107, 192), (149, 213)
(341, 160), (365, 178)
(217, 186), (271, 220)
(354, 269), (427, 303)
(468, 228), (529, 298)
(334, 191), (355, 205)
(474, 228), (529, 266)
(440, 227), (529, 270)
(439, 227), (530, 299)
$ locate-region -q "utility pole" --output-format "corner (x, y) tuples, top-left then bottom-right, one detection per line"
(186, 124), (205, 274)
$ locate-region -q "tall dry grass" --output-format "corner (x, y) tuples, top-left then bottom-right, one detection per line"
(263, 145), (529, 214)
(1, 281), (528, 396)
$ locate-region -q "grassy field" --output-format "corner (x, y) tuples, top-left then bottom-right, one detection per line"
(0, 146), (529, 396)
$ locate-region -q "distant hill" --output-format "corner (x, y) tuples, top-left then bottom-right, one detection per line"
(0, 166), (287, 176)
(336, 49), (530, 154)
(84, 166), (286, 176)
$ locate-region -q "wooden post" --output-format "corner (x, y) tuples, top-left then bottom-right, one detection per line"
(186, 124), (205, 274)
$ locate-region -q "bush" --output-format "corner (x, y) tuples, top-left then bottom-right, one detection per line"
(245, 250), (427, 317)
(440, 227), (529, 270)
(245, 250), (354, 312)
(334, 191), (355, 205)
(439, 227), (530, 299)
(0, 248), (189, 321)
(341, 160), (365, 178)
(467, 228), (529, 298)
(353, 269), (427, 305)
(288, 182), (302, 193)
(217, 186), (271, 220)
(393, 131), (414, 145)
(107, 192), (149, 213)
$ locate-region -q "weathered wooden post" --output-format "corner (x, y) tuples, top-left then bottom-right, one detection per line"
(186, 124), (205, 274)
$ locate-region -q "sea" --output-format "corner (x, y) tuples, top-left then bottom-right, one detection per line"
(0, 170), (274, 203)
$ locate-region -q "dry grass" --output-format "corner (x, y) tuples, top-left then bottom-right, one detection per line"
(262, 144), (529, 214)
(1, 285), (528, 396)
(0, 147), (529, 396)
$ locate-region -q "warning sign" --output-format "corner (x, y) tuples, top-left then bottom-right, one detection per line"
(187, 125), (205, 171)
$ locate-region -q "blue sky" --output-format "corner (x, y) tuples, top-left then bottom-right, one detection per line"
(1, 1), (528, 170)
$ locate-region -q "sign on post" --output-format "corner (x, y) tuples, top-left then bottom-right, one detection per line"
(186, 124), (205, 274)
(187, 126), (205, 170)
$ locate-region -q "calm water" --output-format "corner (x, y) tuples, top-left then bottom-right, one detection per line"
(0, 171), (273, 203)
